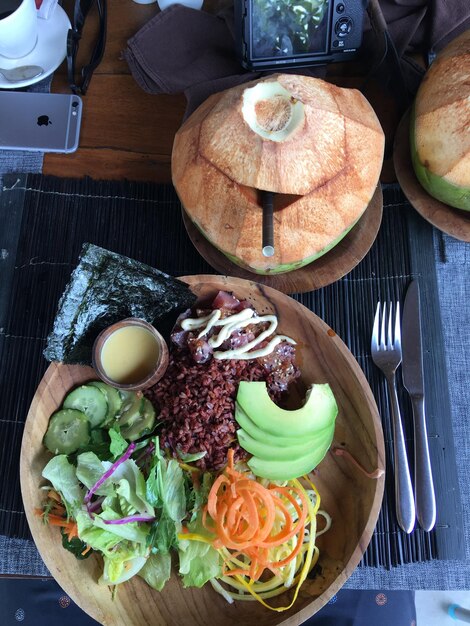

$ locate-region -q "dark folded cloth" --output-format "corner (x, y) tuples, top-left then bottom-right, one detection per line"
(123, 4), (326, 118)
(363, 0), (470, 96)
(377, 0), (470, 57)
(123, 5), (244, 96)
(123, 1), (470, 119)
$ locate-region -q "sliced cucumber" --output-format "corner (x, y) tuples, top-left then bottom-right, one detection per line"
(44, 409), (90, 455)
(119, 390), (138, 414)
(117, 394), (144, 428)
(121, 398), (156, 442)
(89, 381), (123, 424)
(63, 385), (108, 429)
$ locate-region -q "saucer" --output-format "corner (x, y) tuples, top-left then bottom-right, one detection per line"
(0, 6), (71, 90)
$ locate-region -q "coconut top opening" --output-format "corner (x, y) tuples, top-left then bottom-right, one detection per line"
(241, 81), (305, 142)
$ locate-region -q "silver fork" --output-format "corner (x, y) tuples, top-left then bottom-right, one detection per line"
(371, 302), (415, 534)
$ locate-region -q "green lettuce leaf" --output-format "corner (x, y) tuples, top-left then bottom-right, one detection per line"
(138, 552), (172, 591)
(177, 450), (207, 463)
(76, 510), (122, 556)
(146, 451), (185, 523)
(144, 442), (186, 556)
(76, 453), (154, 517)
(178, 539), (221, 588)
(147, 511), (177, 554)
(42, 455), (84, 517)
(113, 459), (154, 516)
(76, 452), (114, 496)
(163, 460), (186, 522)
(94, 508), (151, 543)
(100, 552), (148, 585)
(187, 472), (213, 524)
(109, 427), (128, 459)
(178, 514), (222, 588)
(76, 508), (149, 559)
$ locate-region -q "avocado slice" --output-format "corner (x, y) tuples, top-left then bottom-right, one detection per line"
(235, 404), (310, 447)
(236, 381), (338, 437)
(247, 430), (334, 481)
(237, 424), (334, 462)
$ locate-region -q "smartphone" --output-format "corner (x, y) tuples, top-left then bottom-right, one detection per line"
(0, 91), (82, 153)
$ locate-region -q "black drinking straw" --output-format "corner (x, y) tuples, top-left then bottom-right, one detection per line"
(262, 190), (274, 257)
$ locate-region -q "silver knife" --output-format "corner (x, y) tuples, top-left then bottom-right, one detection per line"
(402, 280), (436, 531)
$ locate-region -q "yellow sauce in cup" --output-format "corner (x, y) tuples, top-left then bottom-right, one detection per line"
(100, 325), (160, 384)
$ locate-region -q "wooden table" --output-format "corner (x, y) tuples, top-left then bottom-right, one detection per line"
(44, 0), (185, 182)
(44, 0), (399, 183)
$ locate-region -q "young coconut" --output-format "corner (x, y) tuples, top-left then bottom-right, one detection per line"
(172, 74), (384, 274)
(410, 30), (470, 211)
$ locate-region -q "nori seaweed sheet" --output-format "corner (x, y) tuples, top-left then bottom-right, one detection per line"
(43, 243), (197, 364)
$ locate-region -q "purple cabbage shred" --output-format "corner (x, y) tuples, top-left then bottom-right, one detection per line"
(84, 442), (136, 504)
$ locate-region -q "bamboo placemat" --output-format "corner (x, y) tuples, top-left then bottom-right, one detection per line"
(0, 174), (463, 567)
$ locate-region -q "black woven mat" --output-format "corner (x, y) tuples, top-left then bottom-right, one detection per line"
(0, 173), (464, 568)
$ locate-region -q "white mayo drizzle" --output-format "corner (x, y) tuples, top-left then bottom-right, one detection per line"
(180, 307), (296, 360)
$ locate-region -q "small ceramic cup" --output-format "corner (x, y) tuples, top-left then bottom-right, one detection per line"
(92, 318), (169, 392)
(0, 0), (39, 59)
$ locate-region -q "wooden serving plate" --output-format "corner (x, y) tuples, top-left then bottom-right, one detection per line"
(20, 275), (385, 626)
(394, 110), (470, 243)
(182, 187), (383, 294)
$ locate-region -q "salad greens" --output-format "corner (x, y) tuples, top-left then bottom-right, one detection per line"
(41, 436), (222, 589)
(38, 382), (328, 613)
(39, 380), (223, 591)
(38, 381), (326, 610)
(42, 455), (85, 518)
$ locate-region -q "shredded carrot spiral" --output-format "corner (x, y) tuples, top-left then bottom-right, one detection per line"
(199, 449), (309, 580)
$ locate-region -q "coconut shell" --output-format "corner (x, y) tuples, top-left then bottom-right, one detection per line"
(413, 30), (470, 190)
(172, 74), (384, 274)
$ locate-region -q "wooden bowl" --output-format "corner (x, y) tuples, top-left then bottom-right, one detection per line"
(20, 275), (385, 626)
(394, 110), (470, 242)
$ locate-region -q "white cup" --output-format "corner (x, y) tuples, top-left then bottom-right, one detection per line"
(0, 0), (38, 59)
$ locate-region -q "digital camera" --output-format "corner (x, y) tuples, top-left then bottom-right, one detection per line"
(234, 0), (367, 71)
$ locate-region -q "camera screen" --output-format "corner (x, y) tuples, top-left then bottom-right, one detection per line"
(251, 0), (330, 60)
